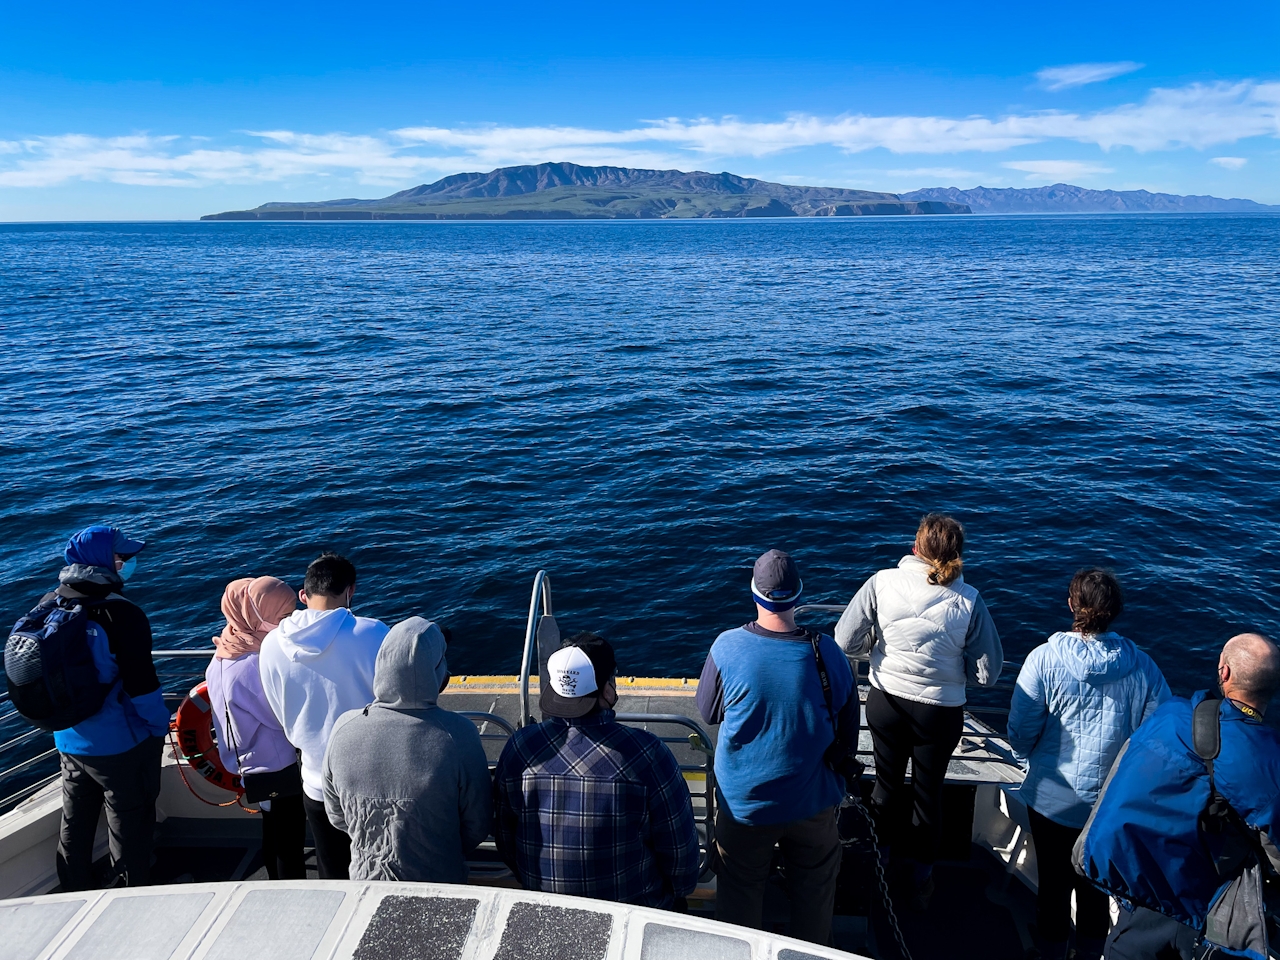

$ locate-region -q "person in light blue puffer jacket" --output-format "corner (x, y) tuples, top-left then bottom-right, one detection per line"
(1008, 568), (1170, 960)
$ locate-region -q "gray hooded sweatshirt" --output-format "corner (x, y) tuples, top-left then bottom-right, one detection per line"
(322, 616), (492, 883)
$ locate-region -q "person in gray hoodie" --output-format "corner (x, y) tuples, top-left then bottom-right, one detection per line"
(322, 616), (492, 883)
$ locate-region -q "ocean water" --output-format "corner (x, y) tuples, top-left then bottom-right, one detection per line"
(3, 215), (1279, 706)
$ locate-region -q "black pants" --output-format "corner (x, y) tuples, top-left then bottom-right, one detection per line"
(865, 686), (963, 865)
(302, 793), (351, 880)
(57, 735), (164, 891)
(1105, 905), (1200, 960)
(261, 794), (307, 880)
(1027, 807), (1110, 944)
(714, 805), (842, 945)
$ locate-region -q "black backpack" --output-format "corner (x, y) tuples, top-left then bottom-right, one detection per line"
(5, 596), (115, 731)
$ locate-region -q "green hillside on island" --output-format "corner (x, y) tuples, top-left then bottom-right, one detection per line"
(202, 162), (971, 220)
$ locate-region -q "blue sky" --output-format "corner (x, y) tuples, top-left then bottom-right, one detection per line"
(1, 0), (1277, 219)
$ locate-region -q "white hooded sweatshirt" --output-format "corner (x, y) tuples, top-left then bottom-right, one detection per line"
(259, 607), (389, 800)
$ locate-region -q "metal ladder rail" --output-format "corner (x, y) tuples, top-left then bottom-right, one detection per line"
(517, 570), (553, 728)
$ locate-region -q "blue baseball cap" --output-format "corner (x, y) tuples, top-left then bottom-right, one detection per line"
(751, 549), (803, 612)
(65, 525), (147, 567)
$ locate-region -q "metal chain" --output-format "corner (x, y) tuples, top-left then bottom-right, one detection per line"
(841, 792), (914, 960)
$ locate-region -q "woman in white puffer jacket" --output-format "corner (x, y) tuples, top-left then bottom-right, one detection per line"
(836, 513), (1004, 906)
(1008, 568), (1170, 960)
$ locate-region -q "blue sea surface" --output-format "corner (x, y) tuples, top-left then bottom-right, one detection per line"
(2, 215), (1279, 709)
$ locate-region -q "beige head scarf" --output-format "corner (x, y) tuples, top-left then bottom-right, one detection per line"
(213, 576), (297, 659)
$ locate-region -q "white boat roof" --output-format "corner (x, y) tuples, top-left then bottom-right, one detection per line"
(0, 880), (869, 960)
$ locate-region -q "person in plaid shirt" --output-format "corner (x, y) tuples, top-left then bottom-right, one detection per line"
(493, 632), (700, 908)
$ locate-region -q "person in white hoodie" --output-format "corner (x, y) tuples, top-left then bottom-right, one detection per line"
(259, 552), (388, 879)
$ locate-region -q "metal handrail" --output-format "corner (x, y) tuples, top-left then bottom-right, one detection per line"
(517, 571), (553, 728)
(458, 711), (517, 740)
(0, 748), (58, 781)
(0, 727), (47, 755)
(0, 772), (59, 812)
(794, 603), (848, 616)
(794, 603), (872, 664)
(0, 654), (210, 812)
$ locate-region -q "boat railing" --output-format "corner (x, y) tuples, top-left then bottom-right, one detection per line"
(0, 648), (216, 813)
(458, 710), (518, 745)
(0, 585), (1023, 814)
(517, 570), (554, 727)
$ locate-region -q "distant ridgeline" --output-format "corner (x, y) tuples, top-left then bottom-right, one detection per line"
(900, 184), (1280, 214)
(201, 163), (971, 220)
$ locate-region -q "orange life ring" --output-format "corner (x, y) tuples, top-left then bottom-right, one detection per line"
(172, 681), (244, 796)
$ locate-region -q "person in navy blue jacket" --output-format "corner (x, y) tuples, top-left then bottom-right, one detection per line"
(47, 525), (169, 890)
(1075, 633), (1280, 960)
(697, 549), (858, 945)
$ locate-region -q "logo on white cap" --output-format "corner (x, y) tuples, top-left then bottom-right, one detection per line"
(548, 645), (598, 699)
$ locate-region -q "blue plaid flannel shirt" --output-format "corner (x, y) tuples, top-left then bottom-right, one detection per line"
(493, 709), (700, 908)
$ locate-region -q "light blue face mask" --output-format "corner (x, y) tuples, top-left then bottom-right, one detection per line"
(118, 557), (138, 581)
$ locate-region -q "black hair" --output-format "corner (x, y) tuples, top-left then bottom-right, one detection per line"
(563, 631), (618, 684)
(303, 552), (357, 598)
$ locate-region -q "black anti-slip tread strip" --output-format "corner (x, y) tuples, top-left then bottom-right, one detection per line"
(354, 895), (479, 960)
(493, 902), (614, 960)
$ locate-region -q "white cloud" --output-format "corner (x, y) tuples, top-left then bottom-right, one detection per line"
(1, 79), (1277, 190)
(1003, 160), (1114, 181)
(1037, 62), (1144, 91)
(1210, 156), (1248, 169)
(397, 82), (1280, 158)
(0, 133), (467, 189)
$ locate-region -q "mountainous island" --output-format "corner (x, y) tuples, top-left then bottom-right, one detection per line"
(202, 163), (1280, 221)
(202, 163), (970, 220)
(901, 184), (1280, 214)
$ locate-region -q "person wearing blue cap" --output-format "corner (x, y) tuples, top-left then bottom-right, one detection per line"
(46, 524), (168, 889)
(697, 549), (858, 945)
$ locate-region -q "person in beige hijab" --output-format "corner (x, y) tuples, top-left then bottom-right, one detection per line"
(204, 577), (305, 878)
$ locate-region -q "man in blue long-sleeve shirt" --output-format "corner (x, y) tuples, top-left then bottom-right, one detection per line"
(494, 632), (700, 908)
(698, 549), (858, 945)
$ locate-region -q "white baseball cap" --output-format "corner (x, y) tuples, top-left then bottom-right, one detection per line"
(542, 637), (615, 718)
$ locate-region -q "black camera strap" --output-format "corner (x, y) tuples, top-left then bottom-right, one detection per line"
(1192, 696), (1266, 879)
(808, 630), (840, 737)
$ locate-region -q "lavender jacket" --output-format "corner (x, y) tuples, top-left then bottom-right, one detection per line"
(205, 652), (298, 777)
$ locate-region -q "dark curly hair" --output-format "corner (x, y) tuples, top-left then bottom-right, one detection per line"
(1069, 568), (1123, 636)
